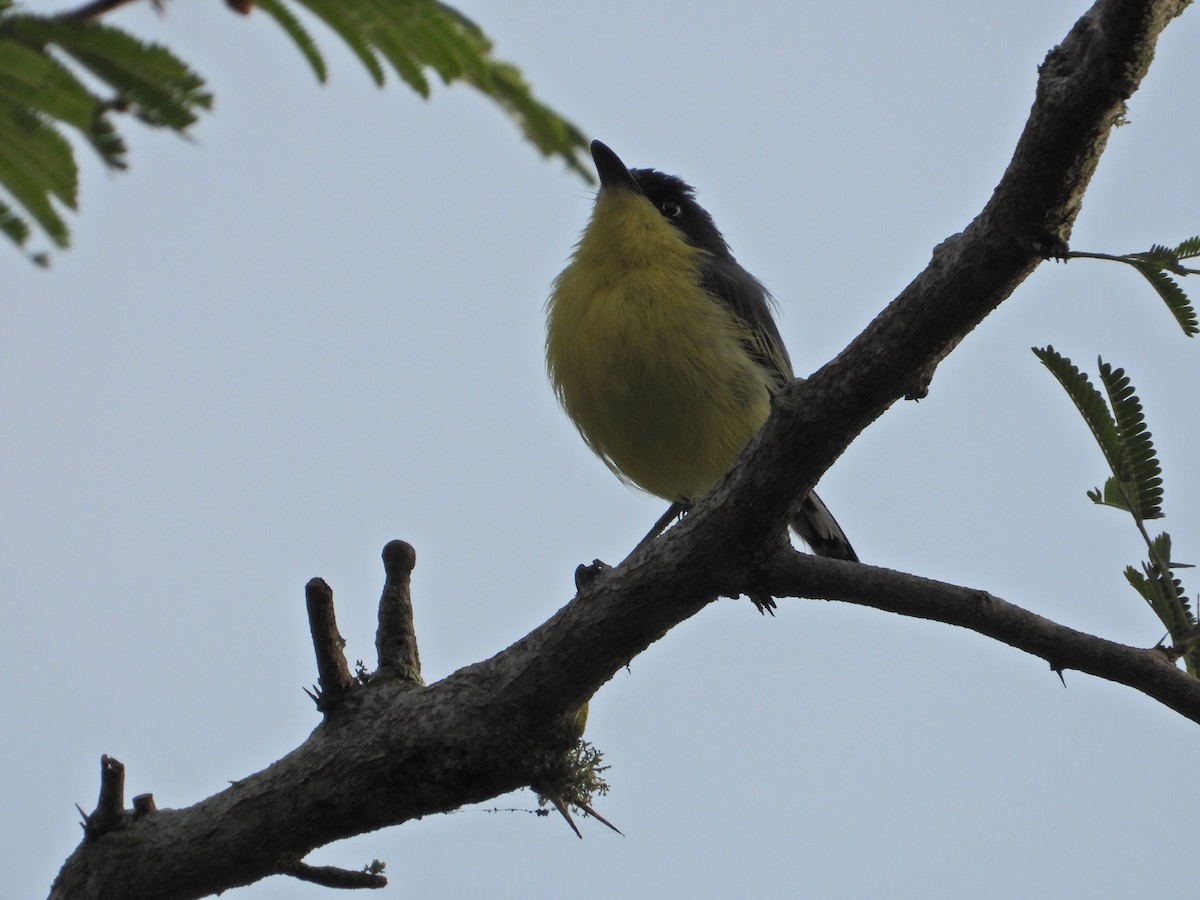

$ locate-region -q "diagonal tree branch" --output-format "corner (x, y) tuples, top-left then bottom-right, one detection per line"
(49, 0), (1194, 897)
(699, 0), (1192, 564)
(761, 549), (1200, 721)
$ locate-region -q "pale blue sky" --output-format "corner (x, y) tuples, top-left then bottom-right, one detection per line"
(4, 2), (1200, 898)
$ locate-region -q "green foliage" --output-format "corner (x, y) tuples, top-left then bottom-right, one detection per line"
(1033, 348), (1162, 520)
(1123, 534), (1200, 675)
(0, 0), (590, 264)
(1092, 359), (1163, 519)
(1131, 262), (1197, 336)
(262, 0), (591, 181)
(255, 0), (327, 84)
(0, 6), (210, 262)
(1035, 346), (1198, 673)
(1069, 237), (1200, 336)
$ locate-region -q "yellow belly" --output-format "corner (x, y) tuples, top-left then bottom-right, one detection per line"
(547, 253), (773, 502)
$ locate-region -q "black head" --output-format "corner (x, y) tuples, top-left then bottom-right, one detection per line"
(629, 167), (732, 259)
(590, 140), (732, 259)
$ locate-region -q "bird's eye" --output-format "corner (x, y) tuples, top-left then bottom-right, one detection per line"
(660, 199), (682, 218)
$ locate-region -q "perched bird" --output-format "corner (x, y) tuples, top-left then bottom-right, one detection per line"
(546, 140), (856, 563)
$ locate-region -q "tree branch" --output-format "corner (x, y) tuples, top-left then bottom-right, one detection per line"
(761, 549), (1200, 722)
(82, 756), (128, 839)
(48, 1), (1194, 897)
(699, 0), (1192, 565)
(280, 859), (387, 890)
(375, 540), (422, 684)
(305, 577), (356, 709)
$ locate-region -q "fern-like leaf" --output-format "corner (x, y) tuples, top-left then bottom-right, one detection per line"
(1133, 243), (1178, 269)
(359, 4), (432, 96)
(266, 0), (591, 179)
(1173, 235), (1200, 261)
(1089, 475), (1132, 512)
(290, 0), (385, 86)
(0, 8), (210, 259)
(0, 192), (29, 246)
(1042, 346), (1198, 671)
(0, 39), (128, 169)
(1033, 347), (1129, 501)
(390, 1), (467, 86)
(0, 106), (75, 246)
(1097, 359), (1163, 520)
(256, 0), (327, 83)
(464, 60), (591, 180)
(1131, 261), (1198, 336)
(1125, 533), (1199, 673)
(4, 16), (212, 129)
(1151, 534), (1194, 623)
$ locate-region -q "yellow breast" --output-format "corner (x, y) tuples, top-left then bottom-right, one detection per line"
(546, 190), (774, 503)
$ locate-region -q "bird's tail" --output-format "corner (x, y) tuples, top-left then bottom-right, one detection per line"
(790, 491), (858, 562)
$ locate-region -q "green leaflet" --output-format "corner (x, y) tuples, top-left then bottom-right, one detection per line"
(1096, 359), (1163, 520)
(0, 9), (208, 260)
(1037, 346), (1197, 674)
(289, 0), (386, 86)
(0, 0), (592, 261)
(256, 0), (328, 84)
(1123, 534), (1199, 675)
(2, 15), (212, 128)
(270, 0), (592, 179)
(0, 106), (75, 247)
(1070, 237), (1200, 336)
(1173, 235), (1200, 260)
(1032, 347), (1128, 507)
(1132, 262), (1198, 336)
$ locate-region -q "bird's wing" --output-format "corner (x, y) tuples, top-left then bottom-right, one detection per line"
(701, 258), (795, 391)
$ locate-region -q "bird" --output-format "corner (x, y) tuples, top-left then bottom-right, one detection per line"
(546, 140), (857, 565)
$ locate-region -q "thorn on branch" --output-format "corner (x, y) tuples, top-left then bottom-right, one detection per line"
(548, 795), (583, 839)
(1050, 663), (1067, 687)
(544, 794), (623, 840)
(747, 591), (777, 615)
(532, 737), (619, 839)
(375, 541), (423, 685)
(305, 578), (356, 712)
(280, 858), (388, 890)
(83, 755), (129, 840)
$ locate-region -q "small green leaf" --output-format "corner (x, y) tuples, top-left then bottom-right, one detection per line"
(0, 8), (211, 258)
(1124, 550), (1199, 674)
(1033, 346), (1125, 486)
(1124, 564), (1157, 607)
(257, 0), (328, 83)
(1171, 235), (1200, 261)
(1131, 262), (1198, 336)
(1097, 359), (1163, 520)
(1132, 243), (1177, 268)
(0, 106), (75, 246)
(1092, 476), (1134, 512)
(0, 193), (29, 245)
(2, 15), (213, 130)
(290, 0), (385, 86)
(265, 0), (591, 177)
